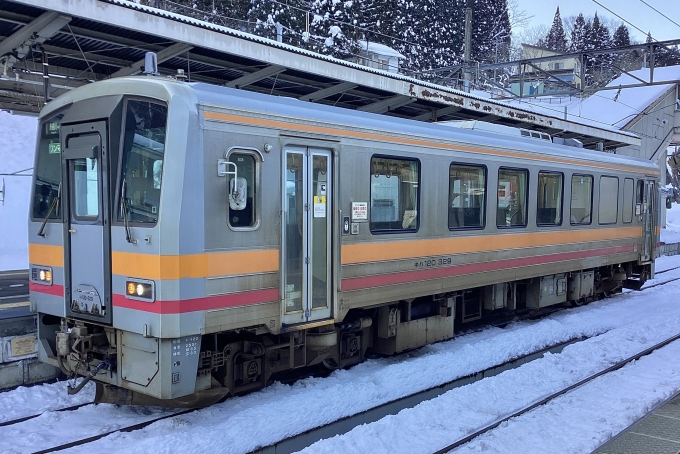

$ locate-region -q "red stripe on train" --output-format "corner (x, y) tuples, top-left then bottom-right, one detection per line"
(112, 288), (279, 314)
(340, 245), (635, 291)
(29, 282), (64, 297)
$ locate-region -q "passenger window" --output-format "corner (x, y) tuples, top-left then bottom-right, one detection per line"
(570, 174), (593, 225)
(623, 178), (634, 223)
(32, 112), (67, 220)
(448, 164), (486, 229)
(536, 171), (563, 226)
(599, 176), (619, 224)
(497, 168), (528, 228)
(227, 152), (257, 228)
(370, 156), (419, 232)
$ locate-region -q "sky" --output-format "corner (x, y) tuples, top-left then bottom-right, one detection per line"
(514, 0), (680, 43)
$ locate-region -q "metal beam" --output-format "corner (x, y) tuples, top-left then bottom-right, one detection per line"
(358, 95), (416, 113)
(111, 42), (193, 77)
(299, 82), (357, 102)
(412, 105), (461, 121)
(0, 11), (70, 63)
(226, 65), (285, 88)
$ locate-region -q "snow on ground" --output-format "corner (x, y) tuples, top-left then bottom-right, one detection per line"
(0, 111), (37, 271)
(0, 381), (95, 424)
(0, 256), (668, 454)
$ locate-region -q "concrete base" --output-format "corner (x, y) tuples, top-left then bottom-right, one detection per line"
(0, 358), (60, 390)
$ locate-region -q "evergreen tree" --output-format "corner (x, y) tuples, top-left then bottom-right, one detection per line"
(247, 0), (306, 44)
(306, 0), (362, 58)
(569, 13), (588, 52)
(471, 0), (511, 64)
(544, 7), (567, 52)
(612, 24), (630, 48)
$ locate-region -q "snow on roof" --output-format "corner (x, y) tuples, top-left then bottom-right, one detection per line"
(357, 40), (406, 59)
(499, 65), (680, 132)
(580, 65), (680, 129)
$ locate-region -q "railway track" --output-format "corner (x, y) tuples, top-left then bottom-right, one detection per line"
(30, 408), (195, 454)
(249, 274), (680, 454)
(2, 272), (678, 454)
(432, 332), (680, 454)
(0, 403), (90, 428)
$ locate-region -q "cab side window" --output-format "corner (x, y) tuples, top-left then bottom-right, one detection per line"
(227, 152), (258, 228)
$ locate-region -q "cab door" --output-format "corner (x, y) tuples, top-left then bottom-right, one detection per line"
(62, 121), (112, 324)
(282, 147), (333, 325)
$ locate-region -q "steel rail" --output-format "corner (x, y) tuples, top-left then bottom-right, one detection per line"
(432, 332), (680, 454)
(0, 402), (90, 428)
(30, 408), (195, 454)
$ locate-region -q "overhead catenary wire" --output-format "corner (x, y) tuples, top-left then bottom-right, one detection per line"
(638, 0), (680, 30)
(591, 0), (659, 41)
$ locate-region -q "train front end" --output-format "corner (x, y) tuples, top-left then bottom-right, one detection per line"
(28, 79), (217, 406)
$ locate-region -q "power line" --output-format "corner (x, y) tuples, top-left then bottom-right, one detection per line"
(591, 0), (657, 41)
(638, 0), (680, 30)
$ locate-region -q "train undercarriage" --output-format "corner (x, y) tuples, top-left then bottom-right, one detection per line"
(42, 261), (652, 408)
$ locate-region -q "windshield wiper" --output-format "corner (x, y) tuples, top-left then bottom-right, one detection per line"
(37, 183), (61, 237)
(120, 178), (137, 244)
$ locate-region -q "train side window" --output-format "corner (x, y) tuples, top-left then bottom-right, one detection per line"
(448, 164), (486, 230)
(622, 178), (634, 223)
(227, 151), (258, 229)
(599, 176), (619, 224)
(370, 156), (420, 233)
(536, 171), (563, 226)
(496, 168), (528, 228)
(32, 111), (67, 220)
(570, 174), (593, 225)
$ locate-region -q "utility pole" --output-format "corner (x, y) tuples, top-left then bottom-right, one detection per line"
(463, 0), (473, 92)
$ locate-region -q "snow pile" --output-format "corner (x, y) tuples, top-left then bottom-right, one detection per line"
(0, 111), (38, 271)
(662, 202), (680, 244)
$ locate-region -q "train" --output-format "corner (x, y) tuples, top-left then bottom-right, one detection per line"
(28, 76), (659, 407)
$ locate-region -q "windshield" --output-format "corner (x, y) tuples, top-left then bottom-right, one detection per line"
(32, 112), (67, 220)
(117, 100), (168, 224)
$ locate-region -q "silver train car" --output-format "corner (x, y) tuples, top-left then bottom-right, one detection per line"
(28, 77), (659, 406)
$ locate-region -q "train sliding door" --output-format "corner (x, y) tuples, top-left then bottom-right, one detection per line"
(282, 146), (333, 325)
(62, 121), (112, 324)
(641, 179), (655, 263)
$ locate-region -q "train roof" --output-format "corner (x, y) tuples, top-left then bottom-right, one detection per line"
(41, 77), (659, 175)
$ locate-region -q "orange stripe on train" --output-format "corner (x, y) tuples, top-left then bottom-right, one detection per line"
(341, 226), (643, 264)
(204, 111), (659, 176)
(111, 249), (279, 280)
(28, 244), (64, 267)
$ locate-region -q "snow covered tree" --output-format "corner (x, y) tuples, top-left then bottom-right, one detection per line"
(544, 7), (567, 52)
(471, 0), (511, 64)
(612, 24), (630, 48)
(303, 0), (365, 57)
(247, 0), (307, 44)
(569, 13), (589, 52)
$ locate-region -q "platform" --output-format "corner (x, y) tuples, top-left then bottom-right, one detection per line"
(594, 391), (680, 454)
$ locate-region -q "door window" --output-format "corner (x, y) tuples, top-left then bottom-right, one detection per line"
(72, 157), (100, 219)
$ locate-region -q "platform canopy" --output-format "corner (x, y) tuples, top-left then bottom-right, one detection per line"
(0, 0), (639, 149)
